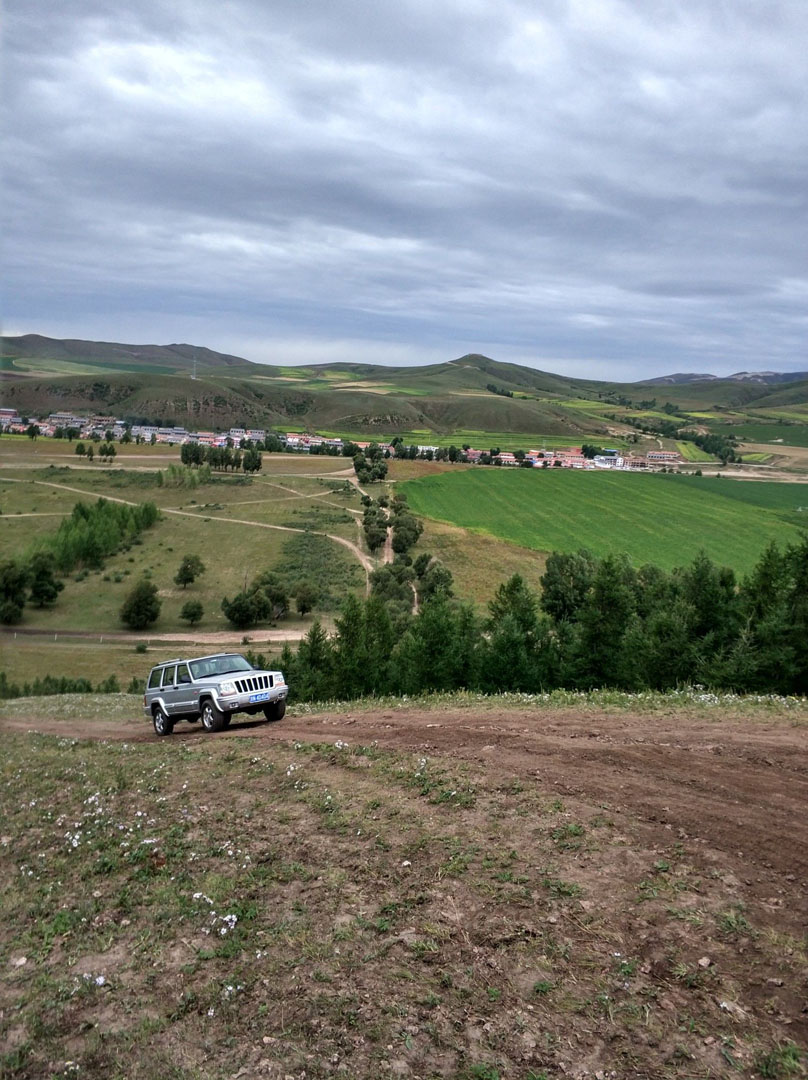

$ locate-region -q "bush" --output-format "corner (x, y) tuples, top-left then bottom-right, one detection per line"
(180, 599), (204, 626)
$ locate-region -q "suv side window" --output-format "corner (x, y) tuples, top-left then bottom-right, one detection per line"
(177, 663), (191, 685)
(148, 668), (162, 689)
(162, 665), (177, 688)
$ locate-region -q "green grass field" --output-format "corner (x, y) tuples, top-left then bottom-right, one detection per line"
(401, 469), (808, 574)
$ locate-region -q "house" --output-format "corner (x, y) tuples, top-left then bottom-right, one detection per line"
(0, 408), (23, 429)
(646, 450), (682, 462)
(47, 411), (87, 432)
(593, 454), (624, 469)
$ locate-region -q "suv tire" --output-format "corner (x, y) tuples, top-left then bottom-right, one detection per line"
(152, 704), (174, 737)
(200, 699), (226, 732)
(263, 700), (286, 723)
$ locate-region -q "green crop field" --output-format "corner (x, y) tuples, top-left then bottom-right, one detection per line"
(730, 424), (808, 447)
(400, 469), (808, 574)
(676, 441), (715, 462)
(741, 452), (775, 463)
(317, 429), (617, 452)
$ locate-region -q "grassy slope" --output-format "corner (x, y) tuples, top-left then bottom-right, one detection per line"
(0, 448), (367, 637)
(401, 469), (808, 574)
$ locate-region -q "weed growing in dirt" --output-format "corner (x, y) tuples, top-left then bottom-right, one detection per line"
(1, 722), (807, 1078)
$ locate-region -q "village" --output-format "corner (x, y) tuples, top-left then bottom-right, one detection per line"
(0, 407), (683, 470)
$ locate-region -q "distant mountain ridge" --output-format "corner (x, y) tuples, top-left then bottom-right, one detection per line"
(4, 335), (806, 387)
(644, 370), (808, 386)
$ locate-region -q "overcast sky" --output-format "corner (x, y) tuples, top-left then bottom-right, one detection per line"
(4, 0), (807, 379)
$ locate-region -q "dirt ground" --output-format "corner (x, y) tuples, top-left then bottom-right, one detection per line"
(3, 699), (808, 1077)
(6, 702), (808, 915)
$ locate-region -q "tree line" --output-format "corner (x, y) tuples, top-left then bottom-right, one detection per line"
(276, 538), (808, 702)
(179, 442), (262, 472)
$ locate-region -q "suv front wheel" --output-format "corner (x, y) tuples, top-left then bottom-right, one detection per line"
(263, 700), (286, 723)
(152, 704), (174, 737)
(200, 699), (226, 732)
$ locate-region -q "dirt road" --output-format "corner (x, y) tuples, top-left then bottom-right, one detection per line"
(6, 703), (807, 908)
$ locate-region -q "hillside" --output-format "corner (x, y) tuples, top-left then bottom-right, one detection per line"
(3, 336), (807, 443)
(1, 334), (256, 376)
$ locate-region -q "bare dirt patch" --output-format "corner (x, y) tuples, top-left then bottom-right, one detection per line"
(2, 700), (807, 1079)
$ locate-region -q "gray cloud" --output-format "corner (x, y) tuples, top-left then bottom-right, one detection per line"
(4, 0), (807, 378)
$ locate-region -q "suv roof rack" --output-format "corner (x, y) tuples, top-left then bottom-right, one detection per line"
(157, 657), (183, 666)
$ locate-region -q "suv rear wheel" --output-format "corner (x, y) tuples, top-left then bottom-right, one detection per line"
(152, 704), (174, 737)
(200, 699), (226, 732)
(263, 700), (286, 723)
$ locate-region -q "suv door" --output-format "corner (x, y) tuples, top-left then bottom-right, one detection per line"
(174, 663), (195, 714)
(161, 665), (179, 715)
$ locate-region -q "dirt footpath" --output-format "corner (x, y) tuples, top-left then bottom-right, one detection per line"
(6, 703), (808, 910)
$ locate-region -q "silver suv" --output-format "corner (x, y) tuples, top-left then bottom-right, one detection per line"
(143, 652), (288, 736)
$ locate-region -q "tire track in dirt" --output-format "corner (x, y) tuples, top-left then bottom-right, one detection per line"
(5, 705), (807, 905)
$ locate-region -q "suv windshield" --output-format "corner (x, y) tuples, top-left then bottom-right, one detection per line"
(188, 654), (253, 679)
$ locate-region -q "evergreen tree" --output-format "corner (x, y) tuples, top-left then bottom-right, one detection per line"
(0, 560), (30, 624)
(577, 555), (637, 686)
(332, 594), (368, 699)
(488, 574), (539, 638)
(784, 536), (808, 694)
(540, 549), (596, 623)
(480, 612), (537, 693)
(363, 595), (395, 695)
(677, 551), (739, 649)
(295, 620), (334, 701)
(27, 552), (63, 608)
(394, 593), (463, 694)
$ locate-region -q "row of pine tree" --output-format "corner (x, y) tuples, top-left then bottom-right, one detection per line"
(276, 538), (808, 700)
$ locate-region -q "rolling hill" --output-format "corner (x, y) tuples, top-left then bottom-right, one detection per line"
(2, 335), (807, 444)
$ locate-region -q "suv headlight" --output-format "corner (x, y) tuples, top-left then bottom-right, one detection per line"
(275, 675), (285, 686)
(219, 681), (236, 696)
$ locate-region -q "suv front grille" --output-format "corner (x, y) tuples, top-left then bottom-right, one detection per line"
(234, 674), (272, 693)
